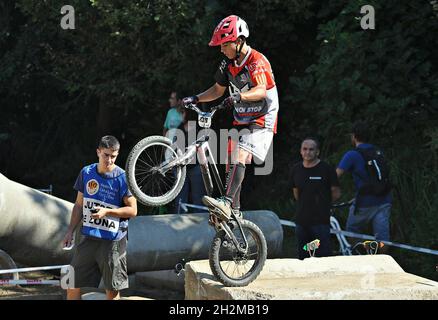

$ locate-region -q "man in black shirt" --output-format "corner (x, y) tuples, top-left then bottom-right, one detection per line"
(290, 138), (341, 259)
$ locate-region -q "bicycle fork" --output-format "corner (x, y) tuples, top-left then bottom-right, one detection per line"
(214, 215), (249, 255)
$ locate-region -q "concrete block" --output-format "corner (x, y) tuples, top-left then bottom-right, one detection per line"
(185, 256), (438, 300)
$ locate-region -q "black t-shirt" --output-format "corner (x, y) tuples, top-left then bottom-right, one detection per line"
(290, 161), (339, 226)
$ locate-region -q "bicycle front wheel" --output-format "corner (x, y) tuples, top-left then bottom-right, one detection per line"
(209, 219), (267, 287)
(125, 135), (186, 206)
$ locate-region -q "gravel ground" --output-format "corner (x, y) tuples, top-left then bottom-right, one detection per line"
(0, 271), (64, 300)
(0, 271), (184, 300)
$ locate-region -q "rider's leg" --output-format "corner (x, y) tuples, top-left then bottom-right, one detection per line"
(224, 148), (251, 202)
(203, 148), (251, 219)
(231, 185), (241, 209)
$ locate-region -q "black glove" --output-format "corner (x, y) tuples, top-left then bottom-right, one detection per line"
(223, 92), (241, 109)
(182, 95), (199, 107)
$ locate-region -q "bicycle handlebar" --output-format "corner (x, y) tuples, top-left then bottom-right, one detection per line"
(184, 102), (225, 117)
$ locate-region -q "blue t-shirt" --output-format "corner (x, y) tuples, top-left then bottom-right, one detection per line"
(337, 143), (392, 208)
(74, 164), (132, 240)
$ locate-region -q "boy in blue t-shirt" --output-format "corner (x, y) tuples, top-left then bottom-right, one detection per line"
(62, 135), (137, 300)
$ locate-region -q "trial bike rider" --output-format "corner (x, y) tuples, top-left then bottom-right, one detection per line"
(182, 15), (279, 221)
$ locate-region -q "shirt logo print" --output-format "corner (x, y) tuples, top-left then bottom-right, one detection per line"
(86, 179), (99, 195)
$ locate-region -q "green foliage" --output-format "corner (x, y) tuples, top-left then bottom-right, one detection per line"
(286, 0), (438, 280)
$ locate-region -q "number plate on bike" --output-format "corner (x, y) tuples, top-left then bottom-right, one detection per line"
(198, 113), (212, 128)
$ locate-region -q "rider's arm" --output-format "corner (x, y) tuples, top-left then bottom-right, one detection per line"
(240, 83), (267, 102)
(197, 83), (227, 102)
(336, 168), (344, 178)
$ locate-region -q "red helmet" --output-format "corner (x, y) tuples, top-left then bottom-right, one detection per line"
(209, 15), (249, 47)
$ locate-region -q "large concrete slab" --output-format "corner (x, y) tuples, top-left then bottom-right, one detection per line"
(185, 256), (438, 300)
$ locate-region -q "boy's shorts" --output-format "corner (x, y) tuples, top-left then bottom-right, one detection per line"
(70, 236), (128, 291)
(230, 127), (274, 162)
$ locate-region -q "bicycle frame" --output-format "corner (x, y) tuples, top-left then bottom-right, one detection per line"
(196, 136), (224, 197)
(177, 103), (250, 254)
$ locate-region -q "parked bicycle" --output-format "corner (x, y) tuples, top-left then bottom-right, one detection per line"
(330, 199), (384, 255)
(125, 102), (267, 287)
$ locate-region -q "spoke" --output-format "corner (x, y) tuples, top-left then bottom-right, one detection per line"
(143, 148), (156, 166)
(160, 180), (172, 193)
(153, 145), (159, 165)
(140, 175), (156, 193)
(223, 259), (233, 275)
(233, 261), (241, 278)
(157, 176), (164, 196)
(163, 174), (175, 184)
(137, 171), (154, 189)
(136, 169), (154, 179)
(151, 178), (157, 197)
(137, 156), (154, 168)
(243, 260), (253, 274)
(135, 169), (153, 176)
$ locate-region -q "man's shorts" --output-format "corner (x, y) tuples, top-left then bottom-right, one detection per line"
(237, 127), (274, 162)
(70, 236), (128, 291)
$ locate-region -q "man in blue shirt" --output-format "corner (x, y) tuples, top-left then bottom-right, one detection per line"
(336, 121), (391, 253)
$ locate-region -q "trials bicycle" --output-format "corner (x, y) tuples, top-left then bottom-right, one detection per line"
(125, 102), (267, 287)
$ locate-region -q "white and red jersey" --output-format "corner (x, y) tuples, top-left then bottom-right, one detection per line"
(215, 47), (279, 133)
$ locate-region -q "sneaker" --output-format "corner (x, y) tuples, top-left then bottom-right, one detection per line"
(202, 196), (232, 221)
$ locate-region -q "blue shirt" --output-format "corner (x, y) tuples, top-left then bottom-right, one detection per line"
(163, 108), (183, 129)
(337, 143), (392, 208)
(74, 164), (132, 241)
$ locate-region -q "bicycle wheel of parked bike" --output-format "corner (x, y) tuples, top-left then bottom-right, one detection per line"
(125, 135), (186, 206)
(209, 219), (267, 287)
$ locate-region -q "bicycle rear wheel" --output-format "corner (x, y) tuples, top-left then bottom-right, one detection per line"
(209, 219), (267, 287)
(125, 135), (186, 206)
